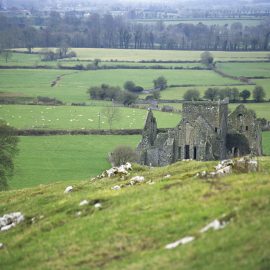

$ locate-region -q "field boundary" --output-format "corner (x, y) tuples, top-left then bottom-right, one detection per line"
(15, 128), (170, 136)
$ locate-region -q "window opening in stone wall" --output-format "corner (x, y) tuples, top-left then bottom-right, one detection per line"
(246, 126), (248, 131)
(185, 145), (190, 159)
(193, 146), (197, 160)
(215, 127), (218, 133)
(178, 147), (181, 160)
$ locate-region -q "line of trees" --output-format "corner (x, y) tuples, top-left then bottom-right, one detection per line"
(0, 13), (270, 51)
(0, 120), (19, 190)
(184, 86), (266, 102)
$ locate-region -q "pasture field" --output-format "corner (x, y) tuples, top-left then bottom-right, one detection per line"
(263, 132), (270, 155)
(1, 52), (204, 68)
(0, 69), (240, 103)
(11, 135), (140, 189)
(217, 62), (270, 78)
(0, 105), (180, 130)
(15, 48), (270, 62)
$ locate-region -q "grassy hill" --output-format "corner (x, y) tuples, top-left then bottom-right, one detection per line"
(1, 157), (270, 269)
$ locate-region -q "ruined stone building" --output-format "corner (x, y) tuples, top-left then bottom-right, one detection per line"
(137, 100), (262, 166)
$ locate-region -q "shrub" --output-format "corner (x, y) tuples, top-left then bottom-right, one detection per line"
(124, 81), (136, 91)
(153, 76), (167, 90)
(253, 86), (266, 102)
(201, 51), (214, 65)
(108, 145), (138, 166)
(183, 89), (200, 101)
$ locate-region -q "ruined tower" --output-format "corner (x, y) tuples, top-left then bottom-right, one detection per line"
(136, 101), (262, 166)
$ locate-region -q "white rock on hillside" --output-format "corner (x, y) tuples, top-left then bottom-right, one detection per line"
(79, 200), (89, 206)
(64, 186), (73, 194)
(165, 236), (195, 249)
(200, 219), (227, 233)
(0, 212), (24, 232)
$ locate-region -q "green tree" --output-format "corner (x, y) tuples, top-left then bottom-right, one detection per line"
(183, 89), (200, 101)
(204, 87), (219, 101)
(253, 86), (266, 102)
(240, 89), (251, 102)
(201, 51), (214, 66)
(152, 91), (160, 100)
(153, 76), (167, 90)
(123, 81), (136, 91)
(0, 121), (19, 190)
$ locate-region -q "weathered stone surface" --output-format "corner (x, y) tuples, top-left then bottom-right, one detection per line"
(200, 219), (228, 233)
(64, 186), (73, 194)
(137, 101), (262, 167)
(94, 162), (132, 180)
(111, 185), (121, 190)
(165, 236), (195, 249)
(234, 156), (259, 173)
(0, 212), (24, 232)
(79, 200), (89, 206)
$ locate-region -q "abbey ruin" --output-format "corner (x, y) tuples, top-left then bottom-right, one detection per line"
(137, 100), (262, 166)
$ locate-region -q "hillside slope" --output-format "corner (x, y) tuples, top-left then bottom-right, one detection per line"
(0, 158), (270, 270)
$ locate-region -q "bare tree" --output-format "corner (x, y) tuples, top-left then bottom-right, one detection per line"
(102, 106), (121, 130)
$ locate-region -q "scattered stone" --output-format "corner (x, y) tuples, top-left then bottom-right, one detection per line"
(164, 174), (171, 179)
(64, 186), (73, 194)
(130, 176), (145, 184)
(200, 219), (228, 233)
(234, 156), (259, 173)
(197, 156), (258, 179)
(0, 212), (24, 232)
(165, 236), (195, 249)
(111, 185), (121, 191)
(94, 203), (102, 209)
(0, 243), (4, 249)
(76, 211), (82, 217)
(79, 200), (89, 207)
(94, 163), (132, 180)
(147, 181), (155, 185)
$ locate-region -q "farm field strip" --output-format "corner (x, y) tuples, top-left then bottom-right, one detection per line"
(11, 135), (140, 189)
(217, 62), (270, 78)
(0, 69), (241, 103)
(0, 104), (180, 130)
(14, 48), (270, 62)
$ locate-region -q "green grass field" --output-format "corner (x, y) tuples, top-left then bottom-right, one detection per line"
(11, 135), (140, 189)
(0, 105), (180, 130)
(11, 132), (270, 189)
(0, 52), (204, 68)
(15, 48), (270, 62)
(217, 62), (270, 78)
(263, 132), (270, 155)
(1, 156), (270, 269)
(0, 69), (241, 103)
